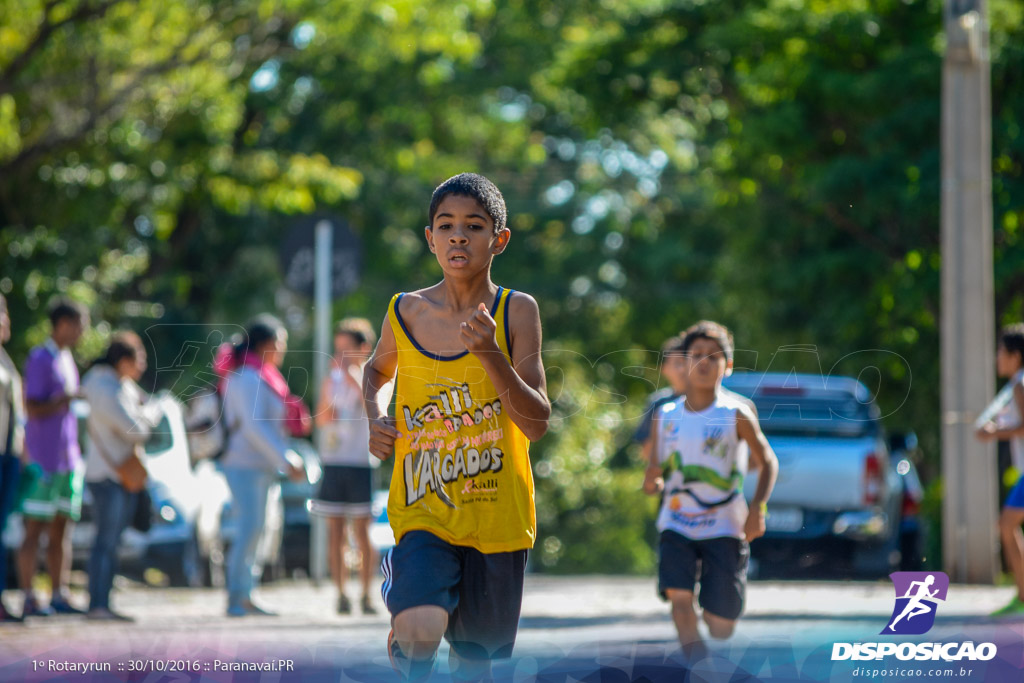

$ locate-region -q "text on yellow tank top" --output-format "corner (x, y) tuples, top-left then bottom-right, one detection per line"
(386, 287), (536, 553)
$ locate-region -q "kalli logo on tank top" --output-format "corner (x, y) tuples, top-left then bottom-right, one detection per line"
(402, 381), (506, 506)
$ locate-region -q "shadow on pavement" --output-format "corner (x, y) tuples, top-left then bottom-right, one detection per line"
(519, 614), (661, 630)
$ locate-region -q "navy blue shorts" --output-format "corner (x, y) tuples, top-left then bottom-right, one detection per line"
(381, 530), (528, 660)
(658, 530), (748, 621)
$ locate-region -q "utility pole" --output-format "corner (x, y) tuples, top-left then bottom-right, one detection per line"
(311, 220), (332, 584)
(940, 0), (997, 583)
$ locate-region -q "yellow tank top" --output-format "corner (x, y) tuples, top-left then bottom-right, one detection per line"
(386, 287), (536, 553)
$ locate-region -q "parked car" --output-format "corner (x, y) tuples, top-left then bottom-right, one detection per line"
(114, 395), (284, 588)
(196, 458), (284, 588)
(889, 432), (925, 571)
(722, 372), (905, 578)
(279, 438), (322, 574)
(4, 394), (213, 587)
(277, 442), (394, 575)
(104, 393), (214, 587)
(3, 393), (283, 589)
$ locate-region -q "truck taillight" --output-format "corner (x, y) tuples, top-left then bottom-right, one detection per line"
(902, 492), (920, 518)
(864, 453), (883, 506)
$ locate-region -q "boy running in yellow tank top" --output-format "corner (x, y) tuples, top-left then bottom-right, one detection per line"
(363, 173), (550, 682)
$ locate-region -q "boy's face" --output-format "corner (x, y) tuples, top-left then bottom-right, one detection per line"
(997, 343), (1022, 377)
(661, 352), (687, 394)
(425, 194), (510, 276)
(684, 336), (732, 391)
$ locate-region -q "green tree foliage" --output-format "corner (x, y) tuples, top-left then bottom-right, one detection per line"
(3, 0), (1024, 573)
(534, 0), (1022, 480)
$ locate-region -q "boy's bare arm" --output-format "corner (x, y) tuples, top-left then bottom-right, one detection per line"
(642, 413), (664, 495)
(737, 407), (778, 541)
(363, 315), (401, 460)
(460, 293), (550, 442)
(641, 438), (655, 471)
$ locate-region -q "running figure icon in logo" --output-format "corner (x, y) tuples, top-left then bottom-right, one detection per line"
(883, 572), (950, 635)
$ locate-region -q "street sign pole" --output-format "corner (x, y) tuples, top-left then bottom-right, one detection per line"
(280, 214), (361, 585)
(940, 0), (998, 583)
(311, 220), (333, 585)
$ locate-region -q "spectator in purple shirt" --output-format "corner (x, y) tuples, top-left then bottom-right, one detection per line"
(18, 298), (89, 617)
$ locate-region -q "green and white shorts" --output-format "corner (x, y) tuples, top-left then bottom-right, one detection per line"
(20, 465), (84, 522)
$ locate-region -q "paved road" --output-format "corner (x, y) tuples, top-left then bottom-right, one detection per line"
(1, 576), (1022, 681)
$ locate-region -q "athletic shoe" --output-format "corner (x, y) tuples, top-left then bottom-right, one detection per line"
(361, 595), (377, 615)
(86, 608), (134, 622)
(21, 597), (54, 618)
(242, 601), (277, 616)
(226, 604), (248, 618)
(387, 628), (405, 677)
(991, 596), (1024, 617)
(337, 594), (352, 615)
(50, 597), (86, 615)
(387, 629), (435, 682)
(0, 604), (23, 623)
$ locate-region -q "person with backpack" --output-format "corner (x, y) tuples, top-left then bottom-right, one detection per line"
(218, 315), (308, 617)
(184, 385), (227, 464)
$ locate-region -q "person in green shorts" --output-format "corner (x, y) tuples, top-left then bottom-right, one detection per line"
(19, 298), (89, 617)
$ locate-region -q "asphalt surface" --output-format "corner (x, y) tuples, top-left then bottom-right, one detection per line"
(1, 576), (1023, 681)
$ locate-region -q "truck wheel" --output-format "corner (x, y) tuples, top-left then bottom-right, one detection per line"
(167, 533), (207, 588)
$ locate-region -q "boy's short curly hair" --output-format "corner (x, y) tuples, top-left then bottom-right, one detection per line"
(681, 320), (734, 364)
(1001, 323), (1024, 364)
(661, 334), (686, 356)
(428, 173), (507, 234)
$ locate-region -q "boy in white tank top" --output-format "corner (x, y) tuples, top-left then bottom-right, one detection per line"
(976, 323), (1024, 617)
(642, 320), (778, 661)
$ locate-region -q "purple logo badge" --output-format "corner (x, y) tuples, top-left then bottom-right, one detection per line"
(882, 571), (949, 635)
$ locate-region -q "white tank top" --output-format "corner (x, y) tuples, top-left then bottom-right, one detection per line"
(655, 391), (749, 540)
(320, 364), (374, 467)
(1000, 369), (1024, 472)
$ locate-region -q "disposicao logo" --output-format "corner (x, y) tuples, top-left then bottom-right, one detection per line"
(831, 571), (997, 663)
(883, 571), (949, 635)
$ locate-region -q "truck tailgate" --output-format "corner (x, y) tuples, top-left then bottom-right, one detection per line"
(744, 435), (877, 510)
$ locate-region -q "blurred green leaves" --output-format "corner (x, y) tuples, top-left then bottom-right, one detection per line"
(3, 0), (1024, 573)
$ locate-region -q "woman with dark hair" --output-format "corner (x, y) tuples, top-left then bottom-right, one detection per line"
(81, 331), (162, 621)
(219, 315), (307, 617)
(0, 294), (26, 622)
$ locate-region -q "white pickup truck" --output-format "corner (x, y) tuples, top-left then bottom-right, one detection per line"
(722, 372), (904, 577)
